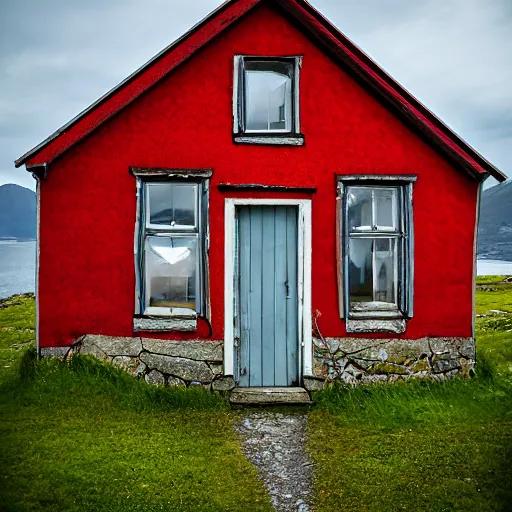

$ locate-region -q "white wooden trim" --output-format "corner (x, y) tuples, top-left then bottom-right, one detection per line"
(302, 200), (313, 375)
(232, 56), (241, 134)
(234, 136), (304, 146)
(224, 199), (236, 375)
(223, 198), (313, 379)
(294, 56), (302, 134)
(472, 181), (483, 339)
(35, 178), (40, 356)
(297, 204), (305, 379)
(134, 179), (142, 315)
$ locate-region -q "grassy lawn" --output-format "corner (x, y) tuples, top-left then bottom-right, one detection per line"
(2, 283), (512, 511)
(309, 281), (512, 512)
(475, 281), (512, 316)
(0, 296), (271, 512)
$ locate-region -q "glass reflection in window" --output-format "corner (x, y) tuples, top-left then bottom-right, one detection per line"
(245, 61), (293, 132)
(147, 183), (197, 229)
(145, 236), (197, 312)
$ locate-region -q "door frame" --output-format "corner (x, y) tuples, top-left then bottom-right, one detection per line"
(224, 198), (312, 381)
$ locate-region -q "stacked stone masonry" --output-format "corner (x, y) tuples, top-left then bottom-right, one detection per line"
(49, 335), (236, 392)
(310, 336), (476, 387)
(40, 334), (475, 391)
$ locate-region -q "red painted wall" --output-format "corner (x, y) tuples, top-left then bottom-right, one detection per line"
(38, 4), (478, 348)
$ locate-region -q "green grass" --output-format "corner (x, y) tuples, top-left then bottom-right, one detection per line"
(0, 295), (271, 512)
(309, 281), (512, 512)
(475, 282), (512, 315)
(476, 275), (509, 285)
(0, 294), (36, 371)
(2, 282), (512, 511)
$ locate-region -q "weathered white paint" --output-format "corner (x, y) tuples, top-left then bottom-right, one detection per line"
(346, 318), (406, 334)
(232, 55), (241, 133)
(35, 176), (40, 356)
(234, 136), (304, 146)
(233, 55), (303, 139)
(337, 175), (417, 182)
(224, 198), (312, 379)
(472, 180), (484, 339)
(134, 179), (142, 315)
(133, 317), (197, 332)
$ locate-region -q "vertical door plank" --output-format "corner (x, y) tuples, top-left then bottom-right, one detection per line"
(237, 205), (299, 388)
(261, 207), (276, 386)
(286, 206), (299, 386)
(238, 206), (251, 387)
(273, 207), (288, 386)
(249, 206), (263, 386)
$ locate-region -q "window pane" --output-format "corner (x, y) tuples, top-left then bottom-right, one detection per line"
(374, 188), (398, 230)
(245, 61), (293, 131)
(148, 183), (197, 229)
(146, 236), (197, 311)
(349, 237), (398, 309)
(348, 238), (373, 304)
(374, 238), (397, 305)
(347, 187), (372, 231)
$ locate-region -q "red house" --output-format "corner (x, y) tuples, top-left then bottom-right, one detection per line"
(16, 0), (506, 400)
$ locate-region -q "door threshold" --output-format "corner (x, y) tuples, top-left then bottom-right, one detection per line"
(229, 387), (313, 406)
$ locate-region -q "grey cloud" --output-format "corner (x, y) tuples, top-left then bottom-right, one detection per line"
(332, 0), (512, 135)
(1, 0), (510, 191)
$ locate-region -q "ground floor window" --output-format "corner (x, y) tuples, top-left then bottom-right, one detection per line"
(337, 176), (415, 326)
(132, 169), (211, 319)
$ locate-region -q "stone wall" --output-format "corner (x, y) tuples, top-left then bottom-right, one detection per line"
(55, 335), (235, 392)
(308, 336), (475, 388)
(41, 334), (476, 392)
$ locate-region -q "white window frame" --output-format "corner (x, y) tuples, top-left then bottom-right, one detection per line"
(233, 55), (303, 145)
(132, 169), (211, 324)
(337, 175), (415, 333)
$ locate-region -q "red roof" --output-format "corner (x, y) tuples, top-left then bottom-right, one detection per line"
(15, 0), (507, 182)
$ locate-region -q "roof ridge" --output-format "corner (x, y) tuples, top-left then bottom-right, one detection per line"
(15, 0), (506, 183)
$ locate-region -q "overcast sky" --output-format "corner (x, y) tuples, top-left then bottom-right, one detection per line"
(1, 0), (511, 191)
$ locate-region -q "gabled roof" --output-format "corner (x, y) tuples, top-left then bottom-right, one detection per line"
(15, 0), (507, 182)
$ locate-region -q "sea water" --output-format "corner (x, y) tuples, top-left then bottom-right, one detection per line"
(0, 241), (36, 299)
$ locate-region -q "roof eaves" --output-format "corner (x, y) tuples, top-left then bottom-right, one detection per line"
(14, 0), (244, 168)
(15, 0), (507, 183)
(277, 0), (507, 183)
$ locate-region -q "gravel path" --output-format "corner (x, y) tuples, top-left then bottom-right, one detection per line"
(235, 410), (313, 512)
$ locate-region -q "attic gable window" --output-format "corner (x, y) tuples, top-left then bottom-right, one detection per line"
(131, 168), (211, 331)
(233, 56), (303, 146)
(337, 176), (416, 333)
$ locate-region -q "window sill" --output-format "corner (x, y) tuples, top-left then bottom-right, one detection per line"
(133, 316), (197, 332)
(233, 134), (305, 146)
(350, 310), (403, 319)
(346, 318), (406, 334)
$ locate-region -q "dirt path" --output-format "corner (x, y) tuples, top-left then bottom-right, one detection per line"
(235, 410), (313, 512)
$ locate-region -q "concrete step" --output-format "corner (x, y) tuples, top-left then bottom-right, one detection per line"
(229, 387), (312, 406)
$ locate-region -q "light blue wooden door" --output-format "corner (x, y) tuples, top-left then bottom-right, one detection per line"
(236, 205), (299, 387)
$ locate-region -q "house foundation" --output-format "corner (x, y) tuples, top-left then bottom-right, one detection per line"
(40, 334), (475, 391)
(42, 335), (235, 392)
(310, 336), (476, 387)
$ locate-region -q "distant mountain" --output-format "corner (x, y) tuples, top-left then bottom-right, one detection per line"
(0, 184), (36, 240)
(478, 180), (512, 261)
